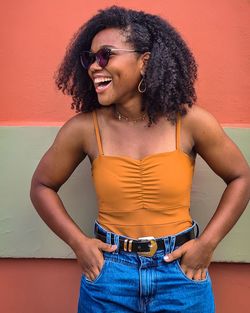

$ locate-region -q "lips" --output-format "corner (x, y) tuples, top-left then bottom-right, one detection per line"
(93, 76), (113, 94)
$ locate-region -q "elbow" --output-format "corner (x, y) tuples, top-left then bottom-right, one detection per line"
(245, 167), (250, 200)
(225, 164), (250, 184)
(30, 174), (42, 205)
(226, 167), (250, 200)
(241, 166), (250, 195)
(30, 173), (59, 206)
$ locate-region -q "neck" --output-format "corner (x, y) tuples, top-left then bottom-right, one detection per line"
(114, 101), (145, 120)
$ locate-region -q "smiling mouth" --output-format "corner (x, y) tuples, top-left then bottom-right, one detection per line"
(95, 79), (112, 93)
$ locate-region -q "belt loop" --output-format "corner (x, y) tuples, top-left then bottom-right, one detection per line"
(106, 232), (111, 245)
(169, 236), (176, 252)
(163, 237), (171, 254)
(112, 234), (120, 254)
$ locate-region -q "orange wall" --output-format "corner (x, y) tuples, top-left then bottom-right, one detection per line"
(0, 0), (249, 124)
(1, 259), (250, 313)
(1, 1), (249, 313)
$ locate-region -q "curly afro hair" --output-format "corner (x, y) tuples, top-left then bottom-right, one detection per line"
(55, 5), (197, 125)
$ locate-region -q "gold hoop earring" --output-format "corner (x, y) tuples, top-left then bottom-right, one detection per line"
(138, 77), (146, 93)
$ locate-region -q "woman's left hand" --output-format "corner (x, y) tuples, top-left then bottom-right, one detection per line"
(163, 238), (214, 281)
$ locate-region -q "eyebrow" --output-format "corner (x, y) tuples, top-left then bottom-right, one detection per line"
(100, 44), (117, 49)
(90, 45), (118, 53)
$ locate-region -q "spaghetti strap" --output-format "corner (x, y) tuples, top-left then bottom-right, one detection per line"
(176, 113), (181, 150)
(92, 111), (104, 155)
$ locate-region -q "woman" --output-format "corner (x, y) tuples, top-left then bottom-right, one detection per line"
(30, 6), (250, 313)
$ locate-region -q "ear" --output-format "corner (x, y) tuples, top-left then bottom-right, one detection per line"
(140, 52), (151, 75)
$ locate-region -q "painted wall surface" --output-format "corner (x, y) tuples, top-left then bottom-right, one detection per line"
(0, 127), (249, 261)
(0, 259), (250, 313)
(0, 0), (249, 125)
(0, 1), (250, 312)
(0, 0), (249, 260)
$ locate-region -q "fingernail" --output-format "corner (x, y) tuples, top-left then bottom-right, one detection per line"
(164, 255), (169, 261)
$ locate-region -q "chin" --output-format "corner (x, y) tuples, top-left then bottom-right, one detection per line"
(99, 102), (114, 107)
(98, 99), (113, 106)
(97, 96), (114, 107)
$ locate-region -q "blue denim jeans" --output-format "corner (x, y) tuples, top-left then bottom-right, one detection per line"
(77, 221), (215, 313)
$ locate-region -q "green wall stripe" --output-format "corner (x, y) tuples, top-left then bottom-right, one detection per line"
(0, 126), (249, 261)
(224, 128), (250, 161)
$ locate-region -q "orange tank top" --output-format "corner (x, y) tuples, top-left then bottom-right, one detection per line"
(91, 111), (194, 239)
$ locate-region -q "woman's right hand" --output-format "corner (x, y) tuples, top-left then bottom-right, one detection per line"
(74, 237), (117, 281)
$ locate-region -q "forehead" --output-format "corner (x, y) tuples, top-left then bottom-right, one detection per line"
(91, 28), (131, 51)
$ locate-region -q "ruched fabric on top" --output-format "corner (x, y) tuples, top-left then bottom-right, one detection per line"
(91, 111), (195, 239)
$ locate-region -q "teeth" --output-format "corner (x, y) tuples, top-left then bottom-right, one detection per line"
(94, 77), (112, 84)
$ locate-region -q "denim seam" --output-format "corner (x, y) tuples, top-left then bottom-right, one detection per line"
(104, 257), (138, 267)
(83, 260), (109, 285)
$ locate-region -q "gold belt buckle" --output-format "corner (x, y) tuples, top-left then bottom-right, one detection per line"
(137, 236), (158, 257)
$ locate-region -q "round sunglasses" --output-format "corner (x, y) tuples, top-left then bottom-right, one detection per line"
(80, 47), (142, 70)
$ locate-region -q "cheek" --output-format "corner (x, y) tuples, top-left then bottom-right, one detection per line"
(116, 68), (141, 89)
(110, 58), (141, 84)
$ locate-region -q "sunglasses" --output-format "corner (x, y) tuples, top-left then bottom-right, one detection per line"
(80, 47), (142, 70)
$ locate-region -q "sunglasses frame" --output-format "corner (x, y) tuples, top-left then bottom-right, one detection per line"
(80, 47), (142, 70)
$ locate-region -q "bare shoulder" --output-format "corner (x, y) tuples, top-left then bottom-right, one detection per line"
(182, 104), (225, 147)
(31, 111), (95, 189)
(182, 104), (249, 183)
(54, 111), (94, 154)
(182, 104), (221, 131)
(59, 111), (93, 136)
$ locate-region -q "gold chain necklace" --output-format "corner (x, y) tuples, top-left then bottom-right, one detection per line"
(114, 109), (147, 123)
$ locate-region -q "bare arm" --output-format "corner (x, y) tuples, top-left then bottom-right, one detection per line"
(30, 114), (89, 250)
(164, 105), (250, 280)
(190, 106), (250, 249)
(30, 113), (116, 280)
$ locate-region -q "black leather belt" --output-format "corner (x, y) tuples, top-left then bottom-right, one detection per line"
(95, 227), (196, 257)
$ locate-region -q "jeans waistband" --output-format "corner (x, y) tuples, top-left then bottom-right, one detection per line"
(94, 220), (199, 256)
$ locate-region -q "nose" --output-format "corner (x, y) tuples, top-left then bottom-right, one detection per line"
(88, 57), (102, 74)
